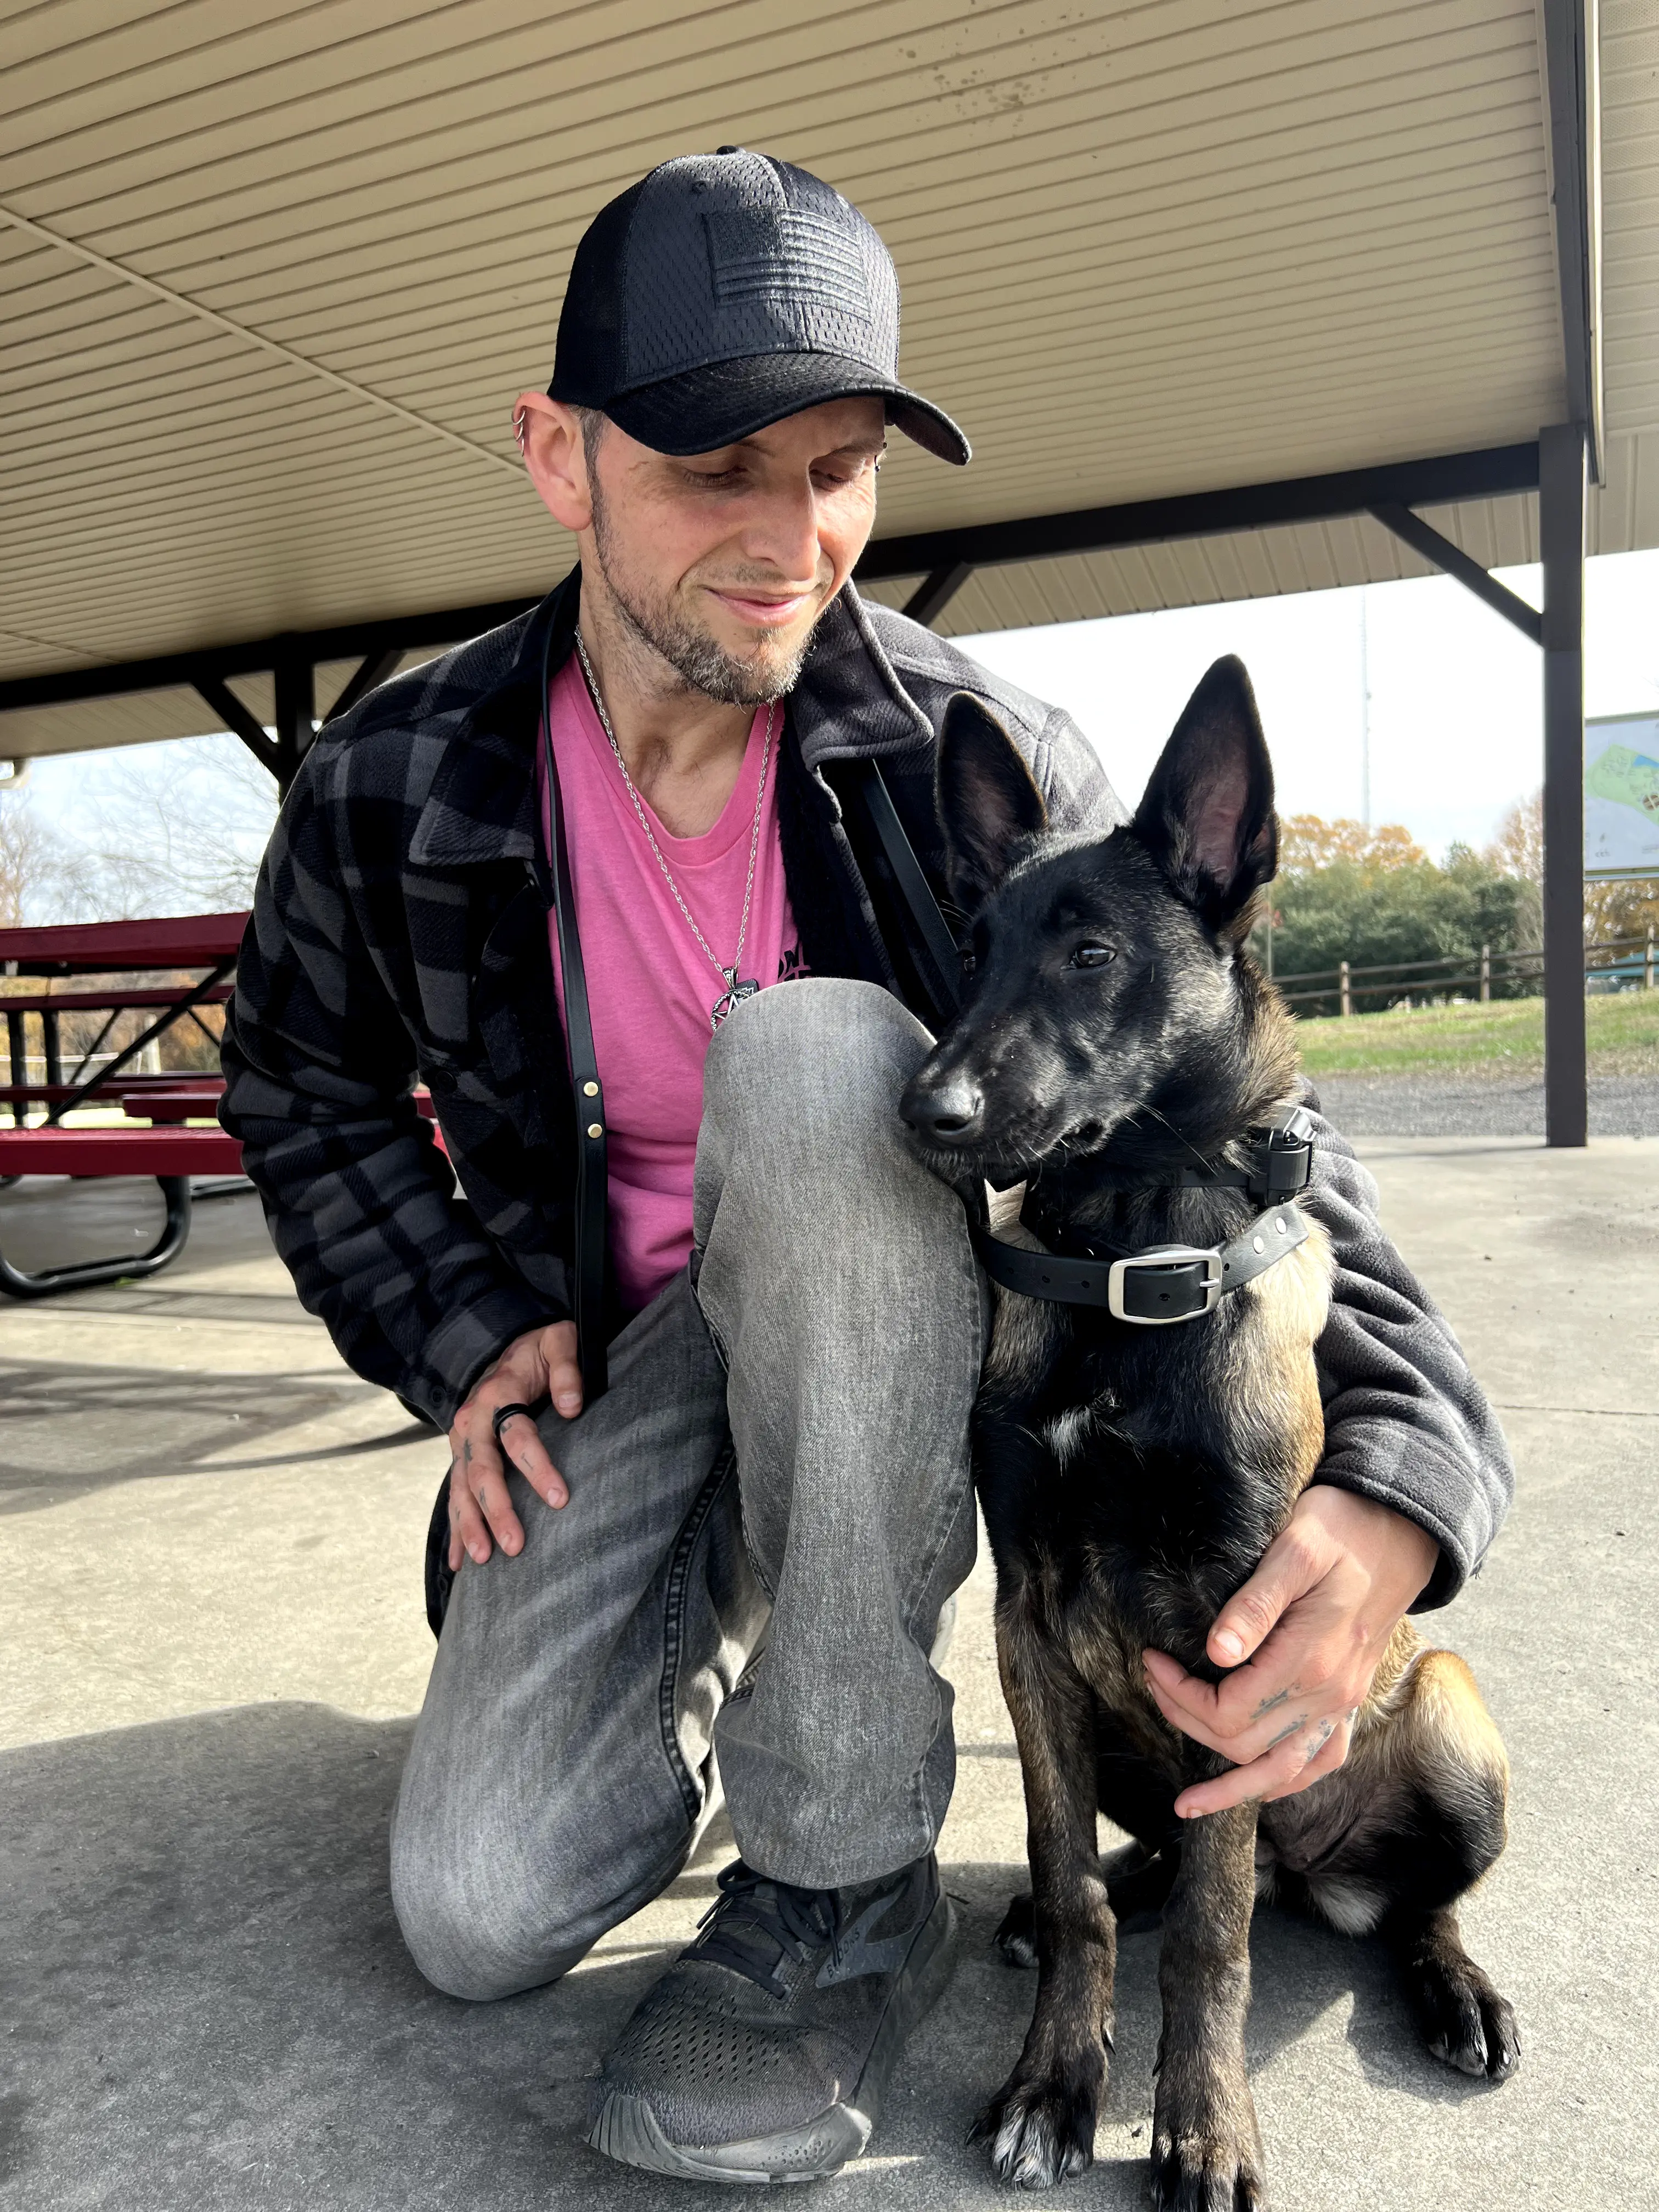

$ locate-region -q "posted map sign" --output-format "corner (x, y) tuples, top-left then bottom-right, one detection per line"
(1585, 713), (1659, 877)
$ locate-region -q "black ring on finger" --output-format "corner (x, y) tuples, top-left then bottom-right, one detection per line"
(490, 1401), (540, 1446)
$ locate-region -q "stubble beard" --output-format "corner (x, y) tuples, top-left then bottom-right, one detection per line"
(587, 474), (820, 706)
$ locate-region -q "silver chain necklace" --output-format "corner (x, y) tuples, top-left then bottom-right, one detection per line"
(574, 630), (777, 1033)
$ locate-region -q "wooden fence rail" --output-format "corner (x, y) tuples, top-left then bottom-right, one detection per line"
(1271, 930), (1657, 1012)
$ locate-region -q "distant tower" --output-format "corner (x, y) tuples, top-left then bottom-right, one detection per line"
(1358, 587), (1372, 830)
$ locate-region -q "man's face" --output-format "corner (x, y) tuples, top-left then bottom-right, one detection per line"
(524, 396), (887, 702)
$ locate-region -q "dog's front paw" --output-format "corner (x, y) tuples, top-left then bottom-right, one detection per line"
(1150, 2072), (1265, 2211)
(970, 2066), (1098, 2189)
(1406, 1948), (1520, 2082)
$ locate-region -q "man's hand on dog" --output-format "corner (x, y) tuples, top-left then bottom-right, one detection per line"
(445, 1321), (583, 1570)
(1141, 1487), (1438, 1819)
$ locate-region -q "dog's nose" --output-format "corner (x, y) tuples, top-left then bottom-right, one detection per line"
(900, 1069), (985, 1145)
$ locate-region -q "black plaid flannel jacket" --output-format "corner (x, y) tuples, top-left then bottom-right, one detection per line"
(221, 567), (1511, 1605)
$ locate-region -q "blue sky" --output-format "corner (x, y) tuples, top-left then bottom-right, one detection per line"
(18, 547), (1659, 907)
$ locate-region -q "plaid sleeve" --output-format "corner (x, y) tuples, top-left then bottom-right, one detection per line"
(219, 748), (562, 1430)
(1300, 1113), (1514, 1608)
(1034, 706), (1129, 837)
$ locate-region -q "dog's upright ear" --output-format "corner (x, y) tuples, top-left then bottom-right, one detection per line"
(1133, 656), (1277, 930)
(936, 692), (1049, 910)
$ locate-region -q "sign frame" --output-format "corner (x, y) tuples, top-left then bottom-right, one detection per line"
(1584, 710), (1659, 882)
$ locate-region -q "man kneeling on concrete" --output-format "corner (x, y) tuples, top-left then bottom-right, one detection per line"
(222, 151), (1512, 2183)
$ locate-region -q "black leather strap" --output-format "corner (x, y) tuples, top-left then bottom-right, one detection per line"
(541, 680), (610, 1400)
(843, 758), (962, 1023)
(971, 1228), (1155, 1313)
(972, 1201), (1311, 1322)
(1215, 1201), (1312, 1291)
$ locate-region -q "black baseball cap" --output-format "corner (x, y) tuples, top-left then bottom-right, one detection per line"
(550, 148), (969, 466)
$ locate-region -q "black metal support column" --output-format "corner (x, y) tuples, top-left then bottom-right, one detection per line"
(1540, 421), (1588, 1148)
(272, 648), (315, 798)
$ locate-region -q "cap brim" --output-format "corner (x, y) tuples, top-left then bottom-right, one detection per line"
(597, 351), (969, 466)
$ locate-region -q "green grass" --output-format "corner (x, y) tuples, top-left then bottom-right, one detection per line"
(1291, 989), (1659, 1079)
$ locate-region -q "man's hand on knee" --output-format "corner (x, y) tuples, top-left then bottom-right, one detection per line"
(446, 1321), (583, 1569)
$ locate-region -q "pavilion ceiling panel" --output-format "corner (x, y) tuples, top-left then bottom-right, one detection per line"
(0, 0), (1648, 757)
(1600, 0), (1659, 439)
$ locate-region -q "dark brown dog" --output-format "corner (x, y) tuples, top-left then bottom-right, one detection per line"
(900, 659), (1516, 2203)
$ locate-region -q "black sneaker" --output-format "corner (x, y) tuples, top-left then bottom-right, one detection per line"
(587, 1852), (957, 2183)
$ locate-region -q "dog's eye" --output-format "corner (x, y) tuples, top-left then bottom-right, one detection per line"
(959, 950), (977, 979)
(1070, 943), (1116, 969)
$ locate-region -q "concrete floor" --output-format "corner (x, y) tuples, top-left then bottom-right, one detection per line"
(2, 1141), (1655, 2212)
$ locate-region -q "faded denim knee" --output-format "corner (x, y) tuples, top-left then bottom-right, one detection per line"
(389, 1799), (595, 2002)
(697, 977), (934, 1229)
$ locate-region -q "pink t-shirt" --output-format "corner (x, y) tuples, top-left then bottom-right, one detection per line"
(541, 654), (804, 1312)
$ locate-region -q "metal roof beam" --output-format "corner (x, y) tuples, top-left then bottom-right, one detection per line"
(855, 443), (1541, 583)
(325, 648), (404, 726)
(1540, 0), (1603, 481)
(1367, 503), (1542, 642)
(193, 676), (279, 778)
(901, 563), (974, 628)
(0, 598), (539, 715)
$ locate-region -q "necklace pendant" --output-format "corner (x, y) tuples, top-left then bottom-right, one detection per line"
(710, 969), (760, 1032)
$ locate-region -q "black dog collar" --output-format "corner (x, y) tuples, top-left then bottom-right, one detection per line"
(972, 1109), (1316, 1325)
(1131, 1106), (1315, 1203)
(972, 1201), (1311, 1323)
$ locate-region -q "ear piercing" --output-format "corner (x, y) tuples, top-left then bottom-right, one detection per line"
(513, 409), (529, 456)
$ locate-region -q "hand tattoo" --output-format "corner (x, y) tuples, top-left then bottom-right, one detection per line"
(1266, 1715), (1310, 1751)
(1252, 1686), (1294, 1720)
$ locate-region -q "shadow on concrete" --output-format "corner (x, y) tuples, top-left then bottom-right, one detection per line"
(0, 1702), (1488, 2212)
(0, 1361), (426, 1517)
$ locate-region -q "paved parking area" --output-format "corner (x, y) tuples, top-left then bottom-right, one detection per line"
(2, 1139), (1655, 2211)
(1316, 1072), (1659, 1136)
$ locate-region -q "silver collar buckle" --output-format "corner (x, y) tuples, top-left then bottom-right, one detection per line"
(1107, 1245), (1223, 1325)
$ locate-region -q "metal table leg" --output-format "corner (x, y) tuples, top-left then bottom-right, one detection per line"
(0, 1176), (194, 1299)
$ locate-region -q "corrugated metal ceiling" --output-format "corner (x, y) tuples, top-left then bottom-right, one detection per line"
(0, 0), (1649, 755)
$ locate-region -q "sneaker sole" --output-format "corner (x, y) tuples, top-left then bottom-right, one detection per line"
(587, 1889), (959, 2184)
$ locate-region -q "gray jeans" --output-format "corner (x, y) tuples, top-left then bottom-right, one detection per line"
(390, 979), (985, 2001)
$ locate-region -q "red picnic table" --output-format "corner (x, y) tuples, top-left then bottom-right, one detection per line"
(0, 916), (444, 1296)
(0, 913), (248, 1296)
(0, 911), (246, 1125)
